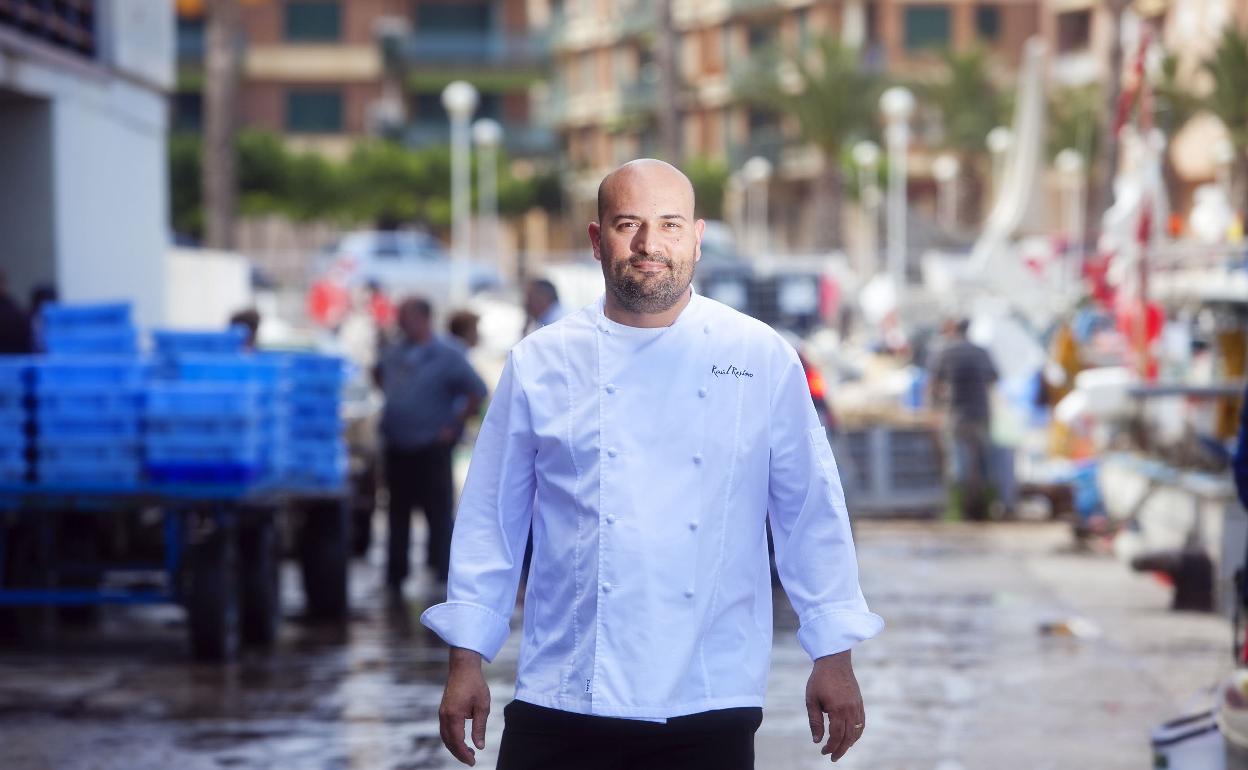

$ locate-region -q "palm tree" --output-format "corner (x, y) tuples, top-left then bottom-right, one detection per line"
(1203, 24), (1248, 215)
(921, 47), (1008, 227)
(1152, 53), (1201, 212)
(739, 37), (881, 250)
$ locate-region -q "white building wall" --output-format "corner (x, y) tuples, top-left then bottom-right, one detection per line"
(0, 0), (172, 328)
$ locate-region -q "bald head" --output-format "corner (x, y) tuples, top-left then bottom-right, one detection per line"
(597, 159), (695, 224)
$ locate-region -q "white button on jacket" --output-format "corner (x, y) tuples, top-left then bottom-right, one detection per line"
(421, 292), (883, 721)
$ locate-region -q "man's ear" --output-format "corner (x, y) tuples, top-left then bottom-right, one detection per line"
(588, 221), (603, 263)
(693, 218), (706, 263)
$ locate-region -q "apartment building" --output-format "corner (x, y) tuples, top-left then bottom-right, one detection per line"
(175, 0), (550, 159)
(544, 0), (1046, 250)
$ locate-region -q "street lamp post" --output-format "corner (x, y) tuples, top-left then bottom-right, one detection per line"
(472, 117), (503, 279)
(442, 80), (479, 307)
(742, 156), (773, 255)
(1055, 148), (1086, 298)
(879, 86), (915, 290)
(986, 126), (1013, 209)
(932, 153), (960, 231)
(852, 140), (880, 277)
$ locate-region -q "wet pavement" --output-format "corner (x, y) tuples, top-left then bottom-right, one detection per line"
(0, 519), (1232, 769)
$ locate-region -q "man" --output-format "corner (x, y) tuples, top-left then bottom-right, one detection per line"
(422, 160), (882, 769)
(0, 271), (31, 354)
(228, 307), (261, 350)
(378, 297), (486, 593)
(928, 318), (999, 521)
(521, 278), (563, 337)
(446, 310), (481, 354)
(1235, 381), (1248, 511)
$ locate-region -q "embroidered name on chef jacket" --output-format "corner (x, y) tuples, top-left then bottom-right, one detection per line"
(710, 364), (754, 379)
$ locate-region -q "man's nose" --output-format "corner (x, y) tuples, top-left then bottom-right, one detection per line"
(631, 223), (661, 256)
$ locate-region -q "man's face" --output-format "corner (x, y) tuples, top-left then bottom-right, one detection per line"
(589, 166), (704, 315)
(399, 305), (429, 341)
(523, 285), (547, 320)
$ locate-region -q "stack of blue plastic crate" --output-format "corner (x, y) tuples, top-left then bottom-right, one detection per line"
(147, 330), (284, 486)
(32, 357), (147, 487)
(41, 302), (137, 355)
(0, 358), (31, 484)
(276, 353), (347, 489)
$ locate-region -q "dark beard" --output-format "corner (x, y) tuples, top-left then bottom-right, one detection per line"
(607, 255), (694, 314)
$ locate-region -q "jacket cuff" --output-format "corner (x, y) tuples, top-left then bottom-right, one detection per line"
(796, 610), (885, 660)
(419, 601), (512, 662)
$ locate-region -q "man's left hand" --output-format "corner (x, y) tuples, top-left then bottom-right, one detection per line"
(805, 650), (864, 762)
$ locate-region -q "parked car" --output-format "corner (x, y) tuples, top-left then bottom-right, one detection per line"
(313, 230), (503, 300)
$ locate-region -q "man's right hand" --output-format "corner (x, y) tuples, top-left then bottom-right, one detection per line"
(438, 648), (491, 766)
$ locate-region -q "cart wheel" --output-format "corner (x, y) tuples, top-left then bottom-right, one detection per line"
(299, 499), (350, 622)
(238, 511), (280, 648)
(186, 512), (240, 662)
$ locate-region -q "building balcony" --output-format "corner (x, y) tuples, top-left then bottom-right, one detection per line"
(396, 32), (546, 67)
(402, 120), (556, 156)
(727, 129), (787, 170)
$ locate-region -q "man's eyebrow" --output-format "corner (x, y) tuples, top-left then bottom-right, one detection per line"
(610, 213), (688, 223)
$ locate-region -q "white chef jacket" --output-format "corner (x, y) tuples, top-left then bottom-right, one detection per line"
(421, 291), (883, 721)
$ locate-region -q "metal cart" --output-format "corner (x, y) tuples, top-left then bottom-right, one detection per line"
(0, 481), (350, 662)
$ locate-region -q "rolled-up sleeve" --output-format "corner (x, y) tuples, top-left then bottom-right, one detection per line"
(767, 350), (884, 660)
(420, 351), (537, 661)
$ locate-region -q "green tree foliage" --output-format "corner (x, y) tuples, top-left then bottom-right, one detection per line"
(1047, 85), (1101, 164)
(1204, 24), (1248, 212)
(739, 37), (882, 248)
(919, 47), (1008, 225)
(685, 157), (729, 220)
(168, 132), (560, 241)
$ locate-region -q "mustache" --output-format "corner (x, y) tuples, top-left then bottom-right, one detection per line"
(627, 254), (673, 268)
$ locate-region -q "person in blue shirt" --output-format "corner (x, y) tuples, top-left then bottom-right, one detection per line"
(424, 160), (881, 769)
(377, 297), (486, 593)
(1235, 380), (1248, 511)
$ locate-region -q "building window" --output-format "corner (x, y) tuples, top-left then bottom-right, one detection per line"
(286, 89), (344, 133)
(747, 22), (778, 54)
(412, 91), (500, 123)
(284, 1), (341, 42)
(975, 5), (1000, 41)
(903, 6), (950, 52)
(416, 1), (492, 34)
(1056, 10), (1092, 53)
(173, 92), (203, 132)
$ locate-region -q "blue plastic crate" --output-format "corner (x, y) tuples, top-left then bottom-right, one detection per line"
(0, 406), (27, 426)
(35, 441), (141, 464)
(278, 441), (347, 485)
(44, 327), (139, 356)
(145, 381), (275, 417)
(41, 302), (132, 329)
(31, 358), (148, 387)
(0, 444), (27, 466)
(34, 384), (143, 417)
(146, 413), (276, 439)
(36, 415), (141, 440)
(145, 434), (271, 464)
(147, 462), (268, 486)
(153, 328), (247, 356)
(37, 458), (142, 486)
(0, 358), (32, 388)
(0, 389), (26, 412)
(162, 354), (286, 385)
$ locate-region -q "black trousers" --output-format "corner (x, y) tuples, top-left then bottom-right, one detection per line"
(385, 444), (453, 586)
(497, 700), (763, 770)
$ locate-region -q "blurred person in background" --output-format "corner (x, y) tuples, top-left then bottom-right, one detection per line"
(229, 307), (261, 350)
(1235, 382), (1248, 511)
(521, 278), (563, 337)
(446, 310), (483, 447)
(367, 279), (397, 338)
(446, 310), (480, 354)
(26, 284), (56, 353)
(377, 297), (486, 596)
(0, 270), (31, 354)
(928, 318), (999, 521)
